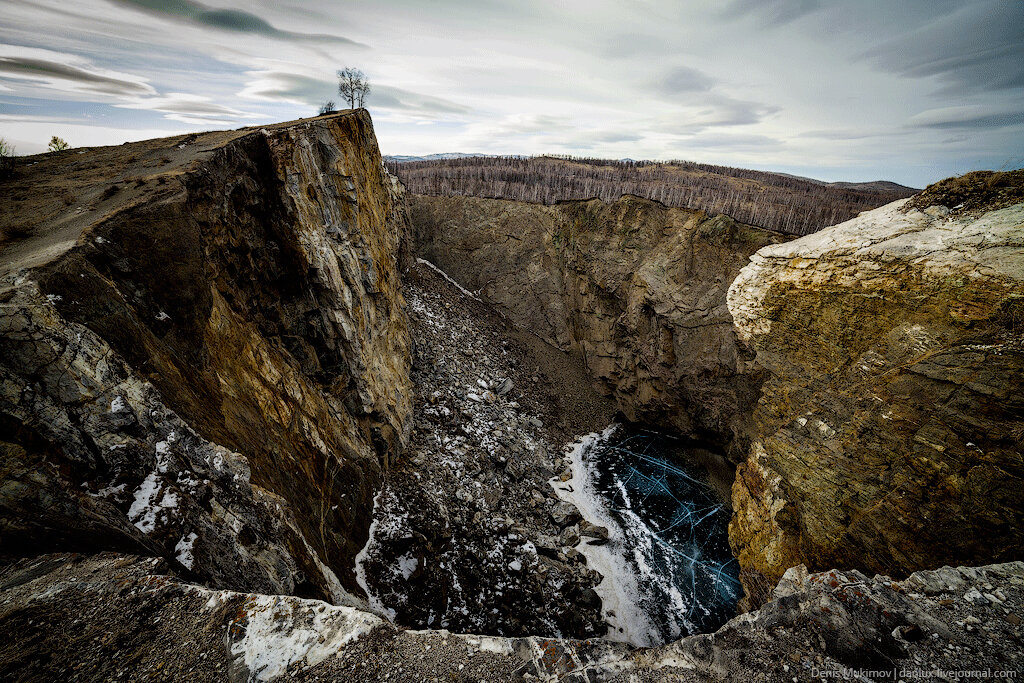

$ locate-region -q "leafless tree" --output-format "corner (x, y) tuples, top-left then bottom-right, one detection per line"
(337, 67), (370, 109)
(0, 138), (14, 177)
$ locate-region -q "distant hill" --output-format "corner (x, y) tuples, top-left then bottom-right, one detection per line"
(384, 153), (493, 163)
(386, 155), (918, 236)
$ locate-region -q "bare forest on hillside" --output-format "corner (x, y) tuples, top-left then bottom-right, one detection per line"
(387, 155), (917, 235)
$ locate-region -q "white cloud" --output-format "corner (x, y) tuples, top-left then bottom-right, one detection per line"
(114, 92), (261, 125)
(0, 43), (156, 97)
(0, 0), (1020, 186)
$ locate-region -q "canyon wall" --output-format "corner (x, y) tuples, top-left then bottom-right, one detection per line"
(412, 194), (789, 458)
(727, 199), (1024, 606)
(0, 111), (412, 600)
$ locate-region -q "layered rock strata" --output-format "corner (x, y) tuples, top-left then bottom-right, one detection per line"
(727, 199), (1024, 606)
(412, 194), (789, 458)
(0, 111), (412, 600)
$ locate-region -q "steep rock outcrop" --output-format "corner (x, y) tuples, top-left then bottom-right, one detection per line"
(727, 199), (1024, 606)
(0, 111), (412, 601)
(412, 194), (788, 457)
(3, 552), (1020, 681)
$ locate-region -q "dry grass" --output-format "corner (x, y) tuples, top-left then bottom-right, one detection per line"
(904, 169), (1024, 216)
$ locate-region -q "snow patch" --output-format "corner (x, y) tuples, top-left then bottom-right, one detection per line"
(354, 489), (397, 621)
(110, 395), (128, 413)
(397, 553), (419, 580)
(230, 595), (382, 681)
(128, 472), (178, 534)
(174, 532), (198, 570)
(551, 425), (662, 647)
(415, 258), (481, 301)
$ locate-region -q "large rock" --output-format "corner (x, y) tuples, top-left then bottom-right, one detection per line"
(727, 198), (1024, 607)
(412, 194), (789, 458)
(0, 111), (413, 601)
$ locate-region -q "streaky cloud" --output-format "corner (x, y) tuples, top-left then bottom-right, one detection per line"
(109, 0), (368, 47)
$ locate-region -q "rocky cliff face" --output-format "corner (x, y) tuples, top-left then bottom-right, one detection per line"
(0, 111), (412, 601)
(727, 199), (1024, 607)
(412, 194), (789, 458)
(3, 112), (1021, 678)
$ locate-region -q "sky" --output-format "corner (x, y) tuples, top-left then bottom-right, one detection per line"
(1, 0), (1022, 187)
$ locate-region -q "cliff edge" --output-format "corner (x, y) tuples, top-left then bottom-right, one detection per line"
(728, 193), (1024, 606)
(0, 111), (413, 601)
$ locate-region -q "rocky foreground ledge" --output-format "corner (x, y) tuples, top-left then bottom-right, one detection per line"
(0, 552), (1020, 682)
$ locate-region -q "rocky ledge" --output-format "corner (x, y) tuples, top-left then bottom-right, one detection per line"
(1, 552), (1019, 681)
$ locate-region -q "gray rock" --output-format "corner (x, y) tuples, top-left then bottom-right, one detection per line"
(550, 501), (582, 527)
(579, 521), (610, 540)
(3, 553), (1021, 681)
(559, 525), (580, 548)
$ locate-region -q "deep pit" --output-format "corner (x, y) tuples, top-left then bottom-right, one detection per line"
(353, 259), (740, 645)
(554, 425), (740, 647)
(2, 112), (1023, 681)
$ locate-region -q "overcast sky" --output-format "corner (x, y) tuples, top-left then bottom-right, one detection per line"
(1, 0), (1022, 187)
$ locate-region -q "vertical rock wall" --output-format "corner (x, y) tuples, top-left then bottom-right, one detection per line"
(0, 111), (412, 601)
(727, 200), (1024, 607)
(412, 194), (788, 458)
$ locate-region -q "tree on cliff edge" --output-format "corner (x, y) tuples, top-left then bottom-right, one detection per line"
(337, 67), (370, 109)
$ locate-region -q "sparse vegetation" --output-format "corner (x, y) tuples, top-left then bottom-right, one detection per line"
(388, 155), (917, 236)
(0, 138), (14, 178)
(48, 136), (69, 152)
(318, 100), (336, 115)
(904, 169), (1024, 216)
(337, 67), (370, 109)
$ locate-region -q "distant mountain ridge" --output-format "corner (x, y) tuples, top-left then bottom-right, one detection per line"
(384, 152), (495, 163)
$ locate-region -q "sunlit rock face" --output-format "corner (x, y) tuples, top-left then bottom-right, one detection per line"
(411, 194), (789, 460)
(0, 111), (413, 600)
(727, 199), (1024, 608)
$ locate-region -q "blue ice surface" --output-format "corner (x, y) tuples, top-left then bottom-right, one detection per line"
(584, 425), (741, 643)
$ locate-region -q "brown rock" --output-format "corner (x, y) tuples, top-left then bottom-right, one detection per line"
(411, 194), (789, 459)
(727, 198), (1024, 608)
(0, 111), (413, 600)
